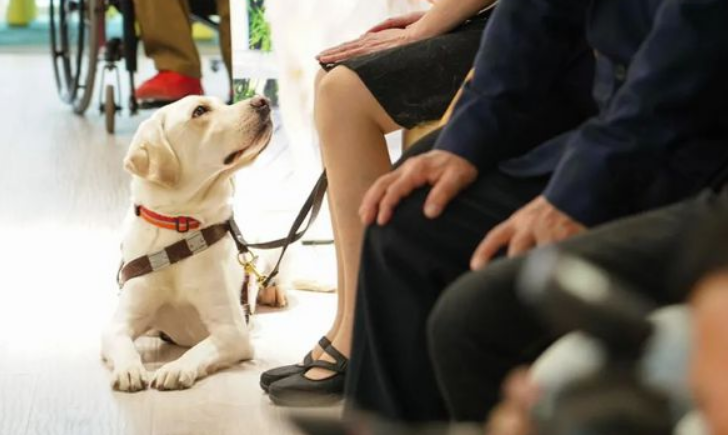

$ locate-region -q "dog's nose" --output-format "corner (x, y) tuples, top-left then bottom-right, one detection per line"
(250, 96), (271, 115)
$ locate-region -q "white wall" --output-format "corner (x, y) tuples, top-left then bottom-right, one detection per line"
(229, 0), (429, 278)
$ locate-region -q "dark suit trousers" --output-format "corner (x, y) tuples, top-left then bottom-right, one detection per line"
(345, 132), (710, 423)
(344, 130), (550, 422)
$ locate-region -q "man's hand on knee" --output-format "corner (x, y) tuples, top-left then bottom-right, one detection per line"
(359, 150), (477, 226)
(471, 196), (586, 269)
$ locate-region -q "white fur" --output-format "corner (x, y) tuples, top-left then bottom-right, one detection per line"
(102, 96), (273, 392)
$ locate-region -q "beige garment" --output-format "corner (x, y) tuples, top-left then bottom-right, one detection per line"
(133, 0), (231, 80)
(402, 69), (475, 150)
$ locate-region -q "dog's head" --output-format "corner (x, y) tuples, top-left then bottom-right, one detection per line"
(124, 95), (273, 191)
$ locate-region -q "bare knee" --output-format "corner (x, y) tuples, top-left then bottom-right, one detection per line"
(314, 68), (327, 94)
(315, 66), (369, 108)
(315, 66), (399, 137)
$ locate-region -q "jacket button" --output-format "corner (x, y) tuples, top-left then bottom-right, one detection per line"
(615, 64), (628, 81)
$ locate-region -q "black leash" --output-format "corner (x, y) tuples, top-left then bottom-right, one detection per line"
(228, 171), (328, 288)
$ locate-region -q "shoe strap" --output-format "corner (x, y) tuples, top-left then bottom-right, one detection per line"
(318, 344), (349, 373)
(303, 351), (314, 366)
(302, 336), (332, 367)
(318, 336), (332, 349)
(323, 344), (347, 363)
(308, 359), (347, 374)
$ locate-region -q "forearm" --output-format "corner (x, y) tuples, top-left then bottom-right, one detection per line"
(408, 0), (495, 40)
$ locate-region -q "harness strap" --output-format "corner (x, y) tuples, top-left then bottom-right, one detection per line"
(118, 223), (230, 288)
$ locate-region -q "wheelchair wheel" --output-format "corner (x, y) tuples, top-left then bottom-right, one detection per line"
(49, 0), (101, 114)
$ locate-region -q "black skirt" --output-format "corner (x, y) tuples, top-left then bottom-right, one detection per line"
(321, 11), (490, 129)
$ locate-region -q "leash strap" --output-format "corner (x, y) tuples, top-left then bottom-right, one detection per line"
(229, 171), (328, 287)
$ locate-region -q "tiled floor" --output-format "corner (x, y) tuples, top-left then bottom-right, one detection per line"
(0, 52), (341, 435)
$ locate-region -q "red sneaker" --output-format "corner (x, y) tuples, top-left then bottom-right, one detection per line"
(135, 71), (204, 103)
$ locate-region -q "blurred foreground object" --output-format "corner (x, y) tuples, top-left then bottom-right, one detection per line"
(691, 273), (728, 435)
(519, 249), (676, 435)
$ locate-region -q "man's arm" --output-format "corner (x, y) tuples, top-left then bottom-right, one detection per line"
(544, 0), (728, 226)
(435, 0), (590, 166)
(360, 0), (592, 225)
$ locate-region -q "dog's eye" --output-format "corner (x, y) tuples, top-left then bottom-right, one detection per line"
(192, 105), (209, 118)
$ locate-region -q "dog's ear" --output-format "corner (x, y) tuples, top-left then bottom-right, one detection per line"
(124, 117), (180, 188)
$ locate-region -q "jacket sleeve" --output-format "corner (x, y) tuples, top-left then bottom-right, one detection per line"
(543, 0), (728, 226)
(434, 0), (590, 165)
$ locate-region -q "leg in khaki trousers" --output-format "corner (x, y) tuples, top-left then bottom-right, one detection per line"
(132, 0), (231, 81)
(215, 0), (232, 81)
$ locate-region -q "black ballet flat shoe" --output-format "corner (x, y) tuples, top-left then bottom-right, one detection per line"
(268, 343), (348, 407)
(260, 336), (331, 392)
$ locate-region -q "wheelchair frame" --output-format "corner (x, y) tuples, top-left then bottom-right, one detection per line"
(49, 0), (219, 134)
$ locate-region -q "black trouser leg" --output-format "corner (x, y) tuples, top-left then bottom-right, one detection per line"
(344, 131), (549, 422)
(428, 195), (706, 422)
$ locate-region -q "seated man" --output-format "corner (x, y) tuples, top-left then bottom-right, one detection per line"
(447, 194), (728, 435)
(132, 0), (231, 103)
(346, 0), (728, 424)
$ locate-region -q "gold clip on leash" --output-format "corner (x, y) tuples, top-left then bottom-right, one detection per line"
(237, 253), (268, 285)
(228, 172), (328, 289)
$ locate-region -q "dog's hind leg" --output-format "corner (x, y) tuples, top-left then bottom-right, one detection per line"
(257, 283), (288, 309)
(102, 280), (163, 392)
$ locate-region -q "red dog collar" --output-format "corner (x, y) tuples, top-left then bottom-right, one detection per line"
(135, 205), (201, 233)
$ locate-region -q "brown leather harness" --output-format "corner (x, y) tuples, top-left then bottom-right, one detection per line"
(117, 172), (328, 322)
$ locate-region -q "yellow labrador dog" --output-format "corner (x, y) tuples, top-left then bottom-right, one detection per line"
(102, 96), (272, 392)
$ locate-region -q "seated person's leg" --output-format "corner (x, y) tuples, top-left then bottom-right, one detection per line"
(133, 0), (204, 102)
(345, 130), (550, 423)
(264, 14), (483, 401)
(215, 0), (232, 82)
(427, 193), (709, 421)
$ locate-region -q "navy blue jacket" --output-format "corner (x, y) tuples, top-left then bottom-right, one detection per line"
(435, 0), (728, 226)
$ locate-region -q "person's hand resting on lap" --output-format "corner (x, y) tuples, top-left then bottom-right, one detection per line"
(470, 196), (585, 270)
(317, 0), (493, 64)
(316, 11), (427, 64)
(359, 149), (478, 225)
(359, 149), (585, 269)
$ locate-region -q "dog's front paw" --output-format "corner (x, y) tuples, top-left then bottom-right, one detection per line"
(111, 362), (149, 392)
(257, 284), (287, 308)
(151, 362), (199, 390)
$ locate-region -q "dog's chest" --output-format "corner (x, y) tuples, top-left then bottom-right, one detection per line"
(153, 303), (209, 347)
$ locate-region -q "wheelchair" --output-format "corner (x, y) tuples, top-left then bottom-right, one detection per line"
(49, 0), (220, 134)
